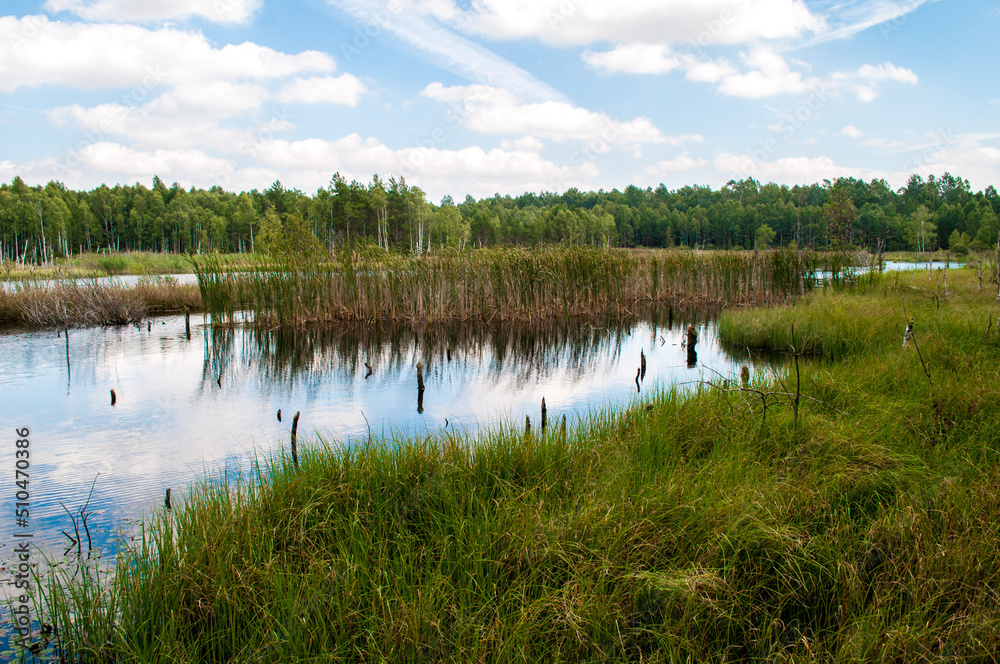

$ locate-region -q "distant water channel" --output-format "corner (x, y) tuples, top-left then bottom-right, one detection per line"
(0, 310), (762, 573)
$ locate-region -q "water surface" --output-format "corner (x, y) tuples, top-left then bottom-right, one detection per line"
(0, 312), (761, 571)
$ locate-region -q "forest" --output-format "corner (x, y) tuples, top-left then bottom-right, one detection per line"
(1, 170), (998, 263)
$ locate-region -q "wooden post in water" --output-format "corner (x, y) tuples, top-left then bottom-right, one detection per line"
(541, 397), (547, 433)
(640, 350), (646, 381)
(560, 414), (567, 438)
(110, 389), (116, 406)
(416, 362), (425, 413)
(165, 488), (171, 510)
(64, 326), (70, 379)
(291, 411), (300, 468)
(686, 325), (698, 368)
(185, 310), (191, 340)
(525, 415), (531, 436)
(276, 409), (282, 422)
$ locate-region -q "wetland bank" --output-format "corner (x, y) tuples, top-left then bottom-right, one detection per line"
(8, 248), (1000, 662)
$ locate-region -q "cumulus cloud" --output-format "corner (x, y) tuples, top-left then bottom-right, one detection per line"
(715, 47), (819, 97)
(713, 152), (884, 184)
(586, 40), (917, 103)
(278, 75), (367, 106)
(43, 0), (262, 25)
(645, 152), (708, 175)
(583, 44), (681, 75)
(831, 63), (919, 102)
(0, 16), (333, 93)
(839, 125), (864, 139)
(438, 0), (822, 46)
(420, 83), (673, 151)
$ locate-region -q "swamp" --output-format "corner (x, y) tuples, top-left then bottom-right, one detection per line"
(2, 247), (999, 662)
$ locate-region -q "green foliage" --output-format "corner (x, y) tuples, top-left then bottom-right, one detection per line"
(906, 205), (938, 252)
(2, 172), (997, 264)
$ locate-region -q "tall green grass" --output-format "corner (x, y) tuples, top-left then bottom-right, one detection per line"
(193, 247), (854, 328)
(30, 267), (1000, 662)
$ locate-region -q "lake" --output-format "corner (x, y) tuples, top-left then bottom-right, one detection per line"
(0, 309), (759, 589)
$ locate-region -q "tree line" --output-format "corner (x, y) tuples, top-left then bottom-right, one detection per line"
(1, 171), (998, 264)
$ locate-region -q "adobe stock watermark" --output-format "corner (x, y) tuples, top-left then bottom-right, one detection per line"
(547, 119), (625, 192)
(5, 14), (47, 54)
(670, 0), (752, 70)
(732, 85), (832, 180)
(51, 67), (169, 177)
(396, 77), (505, 181)
(879, 0), (927, 40)
(211, 106), (296, 190)
(339, 0), (403, 62)
(899, 127), (957, 174)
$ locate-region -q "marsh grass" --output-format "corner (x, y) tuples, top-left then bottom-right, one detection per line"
(30, 267), (1000, 662)
(0, 278), (201, 327)
(1, 251), (222, 280)
(194, 248), (848, 328)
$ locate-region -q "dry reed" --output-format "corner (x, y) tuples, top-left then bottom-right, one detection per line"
(195, 248), (846, 327)
(0, 281), (201, 327)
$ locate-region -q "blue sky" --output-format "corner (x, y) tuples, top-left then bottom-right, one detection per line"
(1, 0), (997, 202)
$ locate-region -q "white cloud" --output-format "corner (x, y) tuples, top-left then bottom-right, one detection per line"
(585, 39), (918, 103)
(0, 16), (334, 93)
(714, 152), (884, 184)
(77, 142), (236, 182)
(892, 134), (1000, 190)
(328, 0), (566, 103)
(439, 0), (822, 46)
(420, 83), (669, 150)
(583, 44), (681, 75)
(239, 133), (598, 198)
(840, 125), (864, 139)
(831, 62), (918, 102)
(646, 152), (708, 175)
(716, 46), (819, 97)
(43, 0), (262, 25)
(278, 75), (367, 106)
(47, 80), (283, 152)
(797, 0), (942, 48)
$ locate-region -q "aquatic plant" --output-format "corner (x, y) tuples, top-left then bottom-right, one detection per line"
(0, 279), (201, 327)
(194, 247), (843, 327)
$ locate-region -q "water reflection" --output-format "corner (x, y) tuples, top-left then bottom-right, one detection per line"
(0, 307), (763, 597)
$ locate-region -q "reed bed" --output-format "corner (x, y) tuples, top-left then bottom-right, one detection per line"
(195, 248), (854, 327)
(0, 279), (201, 327)
(34, 267), (1000, 661)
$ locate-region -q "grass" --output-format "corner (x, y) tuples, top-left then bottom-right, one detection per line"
(0, 251), (212, 280)
(0, 277), (201, 327)
(26, 265), (1000, 662)
(194, 247), (856, 327)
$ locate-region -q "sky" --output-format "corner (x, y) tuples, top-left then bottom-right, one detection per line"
(0, 0), (998, 203)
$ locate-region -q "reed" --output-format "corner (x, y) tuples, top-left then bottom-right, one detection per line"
(194, 247), (845, 328)
(0, 279), (201, 327)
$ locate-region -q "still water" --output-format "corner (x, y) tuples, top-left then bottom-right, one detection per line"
(0, 312), (758, 566)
